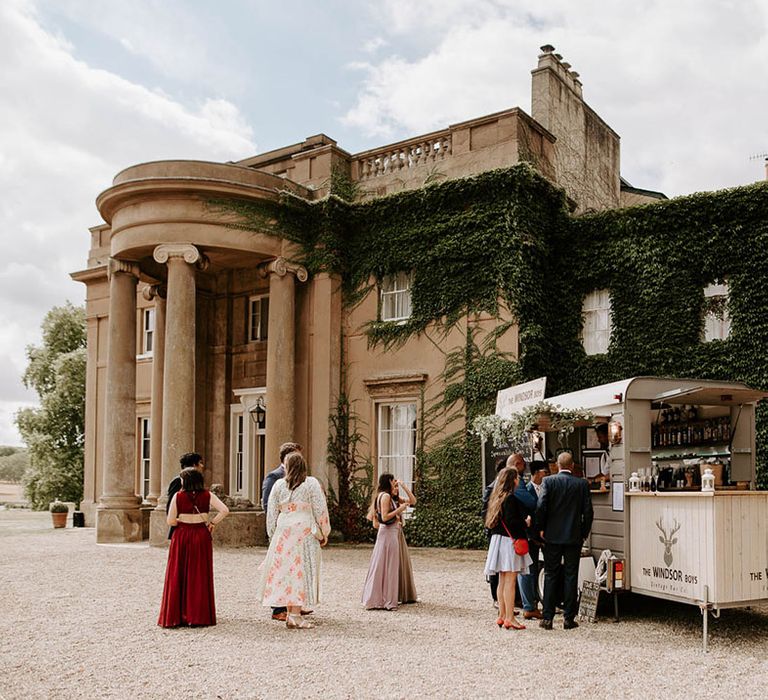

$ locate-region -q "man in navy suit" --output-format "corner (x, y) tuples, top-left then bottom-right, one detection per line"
(536, 451), (593, 630)
(518, 461), (549, 619)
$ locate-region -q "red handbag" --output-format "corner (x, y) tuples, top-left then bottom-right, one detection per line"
(501, 519), (530, 556)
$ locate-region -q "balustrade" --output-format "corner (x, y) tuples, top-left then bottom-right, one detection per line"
(357, 134), (452, 179)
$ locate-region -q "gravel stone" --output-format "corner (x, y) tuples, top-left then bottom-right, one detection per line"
(1, 509), (768, 699)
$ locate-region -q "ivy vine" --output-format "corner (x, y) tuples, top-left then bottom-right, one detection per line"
(215, 164), (768, 546)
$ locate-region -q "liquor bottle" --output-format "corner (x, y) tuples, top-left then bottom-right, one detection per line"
(650, 468), (657, 492)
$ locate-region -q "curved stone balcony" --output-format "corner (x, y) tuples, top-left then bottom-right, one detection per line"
(96, 160), (311, 270)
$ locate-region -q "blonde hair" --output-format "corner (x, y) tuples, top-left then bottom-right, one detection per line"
(284, 452), (307, 490)
(485, 467), (518, 529)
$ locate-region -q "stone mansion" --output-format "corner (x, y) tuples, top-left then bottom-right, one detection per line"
(72, 47), (664, 543)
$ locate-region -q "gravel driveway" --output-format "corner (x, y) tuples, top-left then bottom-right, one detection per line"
(1, 509), (767, 699)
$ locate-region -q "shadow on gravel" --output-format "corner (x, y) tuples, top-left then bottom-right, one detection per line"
(608, 592), (768, 646)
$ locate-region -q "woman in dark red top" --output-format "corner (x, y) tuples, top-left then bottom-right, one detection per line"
(158, 467), (229, 627)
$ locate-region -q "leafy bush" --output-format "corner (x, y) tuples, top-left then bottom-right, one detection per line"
(0, 448), (28, 483)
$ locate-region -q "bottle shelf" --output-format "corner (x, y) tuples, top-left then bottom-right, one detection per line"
(652, 452), (730, 462)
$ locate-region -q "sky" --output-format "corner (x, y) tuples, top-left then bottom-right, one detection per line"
(1, 0), (767, 445)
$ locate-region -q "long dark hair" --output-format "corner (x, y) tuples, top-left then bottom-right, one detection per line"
(180, 467), (204, 492)
(485, 467), (518, 529)
(367, 473), (395, 520)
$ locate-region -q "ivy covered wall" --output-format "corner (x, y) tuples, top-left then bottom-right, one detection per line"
(224, 165), (768, 547)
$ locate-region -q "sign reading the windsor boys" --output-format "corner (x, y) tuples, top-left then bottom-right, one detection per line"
(496, 377), (547, 418)
(630, 495), (768, 604)
(630, 500), (704, 601)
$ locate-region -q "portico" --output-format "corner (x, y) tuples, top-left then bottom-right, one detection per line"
(74, 161), (321, 544)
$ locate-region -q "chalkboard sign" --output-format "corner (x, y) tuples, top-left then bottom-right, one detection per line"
(578, 580), (600, 623)
(482, 440), (515, 486)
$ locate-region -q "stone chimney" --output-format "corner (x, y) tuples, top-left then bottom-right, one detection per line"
(531, 44), (583, 131)
(530, 45), (621, 212)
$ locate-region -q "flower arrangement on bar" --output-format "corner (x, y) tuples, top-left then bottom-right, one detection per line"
(472, 401), (596, 447)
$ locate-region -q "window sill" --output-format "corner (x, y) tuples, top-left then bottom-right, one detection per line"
(136, 352), (153, 361)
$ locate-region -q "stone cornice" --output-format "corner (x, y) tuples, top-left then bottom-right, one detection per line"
(70, 264), (108, 283)
(258, 256), (308, 282)
(363, 372), (428, 399)
(107, 258), (140, 280)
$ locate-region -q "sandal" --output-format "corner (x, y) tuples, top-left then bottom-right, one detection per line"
(286, 613), (315, 629)
(496, 617), (504, 628)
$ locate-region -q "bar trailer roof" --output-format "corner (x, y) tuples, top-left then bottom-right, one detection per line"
(546, 377), (768, 415)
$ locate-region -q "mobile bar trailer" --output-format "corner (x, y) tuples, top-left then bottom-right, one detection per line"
(498, 376), (768, 651)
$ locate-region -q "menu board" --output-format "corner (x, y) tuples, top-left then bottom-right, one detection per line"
(578, 580), (600, 622)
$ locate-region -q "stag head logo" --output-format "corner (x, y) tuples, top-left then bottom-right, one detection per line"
(655, 517), (680, 567)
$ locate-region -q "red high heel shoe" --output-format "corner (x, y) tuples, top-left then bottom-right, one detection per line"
(503, 618), (526, 630)
(496, 617), (504, 628)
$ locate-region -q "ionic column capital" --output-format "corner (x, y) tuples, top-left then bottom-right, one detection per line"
(258, 256), (308, 282)
(107, 258), (140, 280)
(142, 283), (167, 302)
(153, 243), (205, 267)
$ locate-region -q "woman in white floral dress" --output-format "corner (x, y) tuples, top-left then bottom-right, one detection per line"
(258, 452), (331, 629)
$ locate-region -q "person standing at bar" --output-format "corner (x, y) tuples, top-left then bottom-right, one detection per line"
(518, 462), (548, 619)
(536, 451), (593, 630)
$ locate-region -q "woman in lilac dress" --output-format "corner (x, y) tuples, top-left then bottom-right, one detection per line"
(362, 473), (410, 610)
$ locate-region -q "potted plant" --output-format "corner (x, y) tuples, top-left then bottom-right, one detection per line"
(50, 500), (68, 528)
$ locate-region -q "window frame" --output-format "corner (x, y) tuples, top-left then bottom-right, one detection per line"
(142, 307), (155, 356)
(229, 397), (267, 504)
(230, 407), (246, 496)
(139, 417), (151, 499)
(580, 289), (612, 356)
(702, 281), (731, 342)
(376, 400), (418, 492)
(379, 272), (414, 323)
(248, 295), (269, 342)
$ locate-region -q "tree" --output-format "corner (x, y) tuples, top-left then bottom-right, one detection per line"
(0, 448), (29, 483)
(15, 303), (86, 509)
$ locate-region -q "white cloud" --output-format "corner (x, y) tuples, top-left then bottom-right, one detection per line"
(362, 37), (388, 54)
(39, 0), (247, 95)
(349, 0), (768, 195)
(0, 0), (256, 443)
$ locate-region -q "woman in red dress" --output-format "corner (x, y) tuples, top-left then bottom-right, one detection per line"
(158, 467), (230, 627)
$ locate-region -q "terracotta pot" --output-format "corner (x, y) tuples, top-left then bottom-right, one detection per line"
(51, 512), (68, 528)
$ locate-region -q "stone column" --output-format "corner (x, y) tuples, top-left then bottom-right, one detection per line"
(309, 272), (342, 487)
(261, 257), (308, 466)
(96, 258), (142, 543)
(150, 244), (201, 546)
(143, 284), (166, 506)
